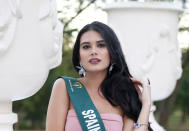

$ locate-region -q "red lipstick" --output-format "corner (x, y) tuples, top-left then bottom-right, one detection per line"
(89, 58), (101, 64)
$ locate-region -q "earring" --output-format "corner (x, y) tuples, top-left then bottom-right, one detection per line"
(109, 63), (114, 74)
(76, 62), (86, 77)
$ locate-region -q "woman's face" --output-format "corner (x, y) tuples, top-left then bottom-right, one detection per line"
(79, 30), (110, 74)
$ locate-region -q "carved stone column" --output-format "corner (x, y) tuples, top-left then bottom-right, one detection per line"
(0, 0), (63, 130)
(104, 1), (182, 131)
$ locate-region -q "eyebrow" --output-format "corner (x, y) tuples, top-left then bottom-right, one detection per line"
(80, 41), (90, 45)
(97, 40), (105, 43)
(80, 39), (105, 45)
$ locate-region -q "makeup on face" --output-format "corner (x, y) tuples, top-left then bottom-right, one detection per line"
(80, 40), (106, 65)
(80, 40), (106, 50)
(79, 30), (110, 72)
(88, 58), (101, 65)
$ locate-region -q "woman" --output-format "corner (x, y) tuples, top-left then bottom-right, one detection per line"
(46, 21), (152, 131)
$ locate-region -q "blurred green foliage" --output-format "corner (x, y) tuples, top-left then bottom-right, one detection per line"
(174, 48), (189, 123)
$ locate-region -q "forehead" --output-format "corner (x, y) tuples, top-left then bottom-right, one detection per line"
(80, 30), (104, 43)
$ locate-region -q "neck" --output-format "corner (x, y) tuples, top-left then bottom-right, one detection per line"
(80, 70), (107, 91)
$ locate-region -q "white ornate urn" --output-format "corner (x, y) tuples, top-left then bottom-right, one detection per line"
(0, 0), (63, 130)
(104, 1), (183, 131)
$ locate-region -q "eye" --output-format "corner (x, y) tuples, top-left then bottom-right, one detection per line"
(97, 43), (106, 48)
(82, 45), (90, 49)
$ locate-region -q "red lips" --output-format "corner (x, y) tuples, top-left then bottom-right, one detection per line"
(89, 58), (101, 64)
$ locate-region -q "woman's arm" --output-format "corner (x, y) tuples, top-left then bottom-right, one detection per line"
(134, 103), (151, 131)
(46, 78), (69, 131)
(123, 78), (151, 131)
(123, 104), (150, 131)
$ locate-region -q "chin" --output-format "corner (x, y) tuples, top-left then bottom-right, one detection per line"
(87, 68), (108, 73)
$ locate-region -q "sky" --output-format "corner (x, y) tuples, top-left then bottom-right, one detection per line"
(56, 0), (189, 49)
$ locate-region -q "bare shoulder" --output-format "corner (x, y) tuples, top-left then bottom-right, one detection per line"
(46, 78), (69, 131)
(49, 77), (69, 106)
(52, 78), (67, 91)
(50, 77), (69, 106)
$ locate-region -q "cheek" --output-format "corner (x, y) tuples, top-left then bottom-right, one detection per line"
(102, 50), (110, 65)
(79, 50), (88, 63)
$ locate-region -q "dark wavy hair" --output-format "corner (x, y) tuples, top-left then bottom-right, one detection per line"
(72, 21), (152, 131)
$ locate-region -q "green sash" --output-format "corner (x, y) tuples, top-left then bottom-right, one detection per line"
(59, 76), (106, 131)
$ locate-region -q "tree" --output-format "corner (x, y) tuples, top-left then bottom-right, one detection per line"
(175, 63), (189, 124)
(157, 48), (189, 128)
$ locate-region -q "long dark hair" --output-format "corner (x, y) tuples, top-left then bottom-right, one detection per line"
(72, 21), (152, 131)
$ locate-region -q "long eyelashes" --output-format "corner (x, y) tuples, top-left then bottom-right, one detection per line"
(97, 43), (106, 48)
(81, 43), (106, 50)
(82, 45), (90, 49)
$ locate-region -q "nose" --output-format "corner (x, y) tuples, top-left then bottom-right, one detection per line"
(90, 46), (98, 56)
